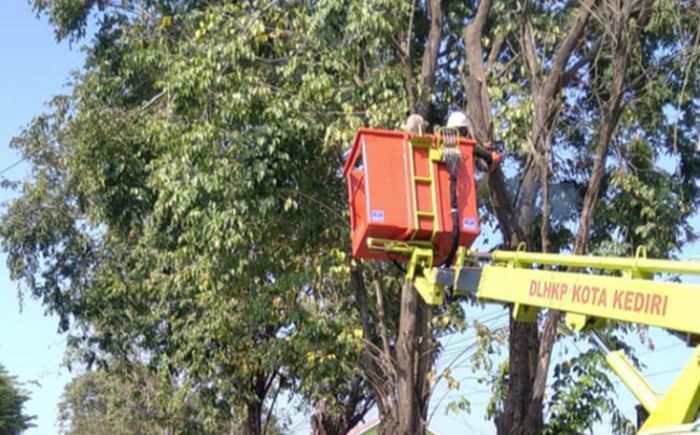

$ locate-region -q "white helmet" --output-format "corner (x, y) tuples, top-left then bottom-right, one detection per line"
(446, 111), (469, 128)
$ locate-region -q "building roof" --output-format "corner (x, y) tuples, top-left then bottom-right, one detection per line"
(347, 417), (439, 435)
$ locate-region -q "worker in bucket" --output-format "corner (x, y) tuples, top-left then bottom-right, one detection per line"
(446, 110), (474, 139)
(405, 113), (428, 135)
(446, 109), (501, 167)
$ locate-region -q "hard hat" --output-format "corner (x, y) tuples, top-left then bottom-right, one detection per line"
(446, 111), (469, 128)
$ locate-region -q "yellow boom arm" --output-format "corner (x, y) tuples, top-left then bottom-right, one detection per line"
(477, 263), (700, 335)
(416, 246), (700, 434)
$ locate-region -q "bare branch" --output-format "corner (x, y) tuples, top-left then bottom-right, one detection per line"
(543, 0), (597, 100)
(486, 33), (506, 73)
(406, 0), (417, 56)
(530, 0), (657, 420)
(462, 0), (524, 245)
(462, 0), (494, 141)
(671, 17), (699, 156)
(373, 277), (396, 379)
(262, 374), (282, 435)
(520, 13), (541, 87)
(562, 35), (605, 85)
(416, 0), (444, 116)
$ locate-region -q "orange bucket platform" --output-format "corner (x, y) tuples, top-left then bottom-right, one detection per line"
(343, 128), (480, 264)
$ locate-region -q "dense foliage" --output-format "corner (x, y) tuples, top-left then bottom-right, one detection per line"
(1, 0), (698, 434)
(58, 362), (285, 435)
(0, 364), (35, 435)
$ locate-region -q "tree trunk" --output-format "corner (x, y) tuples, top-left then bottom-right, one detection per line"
(352, 265), (400, 431)
(462, 0), (600, 433)
(494, 318), (540, 435)
(311, 406), (328, 435)
(246, 400), (263, 435)
(522, 2), (655, 432)
(310, 374), (373, 435)
(396, 280), (425, 434)
(380, 0), (444, 432)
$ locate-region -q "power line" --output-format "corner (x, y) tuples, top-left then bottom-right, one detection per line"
(437, 320), (508, 362)
(646, 366), (684, 378)
(438, 311), (508, 349)
(434, 309), (507, 341)
(0, 159), (25, 177)
(443, 413), (489, 435)
(638, 342), (684, 357)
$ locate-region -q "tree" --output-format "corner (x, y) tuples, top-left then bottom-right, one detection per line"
(459, 0), (700, 433)
(0, 364), (35, 434)
(4, 1), (388, 434)
(2, 1), (699, 435)
(58, 362), (286, 435)
(58, 367), (162, 435)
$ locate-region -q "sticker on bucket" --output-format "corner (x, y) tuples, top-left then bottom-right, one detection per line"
(463, 218), (476, 229)
(371, 209), (385, 223)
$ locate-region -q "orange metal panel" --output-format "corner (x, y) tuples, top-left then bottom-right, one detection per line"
(343, 128), (479, 263)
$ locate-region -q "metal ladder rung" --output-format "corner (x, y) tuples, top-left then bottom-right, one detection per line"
(408, 137), (439, 243)
(411, 141), (432, 150)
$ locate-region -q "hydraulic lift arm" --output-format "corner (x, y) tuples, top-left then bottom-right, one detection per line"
(345, 126), (700, 433)
(421, 245), (700, 434)
(443, 246), (700, 335)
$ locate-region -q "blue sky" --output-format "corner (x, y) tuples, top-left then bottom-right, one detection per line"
(1, 2), (699, 435)
(0, 3), (84, 434)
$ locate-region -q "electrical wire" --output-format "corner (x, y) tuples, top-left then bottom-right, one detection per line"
(437, 316), (508, 360)
(0, 159), (24, 176)
(638, 342), (684, 357)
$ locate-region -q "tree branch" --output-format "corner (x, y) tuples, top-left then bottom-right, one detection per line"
(486, 33), (506, 73)
(462, 0), (523, 246)
(520, 6), (541, 89)
(463, 0), (493, 137)
(529, 0), (656, 417)
(562, 35), (605, 85)
(372, 276), (396, 379)
(262, 374), (282, 435)
(543, 0), (597, 100)
(415, 0), (444, 117)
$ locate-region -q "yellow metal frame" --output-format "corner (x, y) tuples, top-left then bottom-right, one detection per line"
(366, 237), (434, 255)
(475, 263), (700, 334)
(605, 349), (659, 414)
(357, 127), (700, 432)
(602, 345), (700, 434)
(435, 126), (460, 151)
(407, 136), (440, 243)
(488, 245), (700, 276)
(409, 248), (444, 305)
(473, 247), (700, 433)
(395, 243), (700, 432)
(638, 345), (700, 432)
(405, 130), (461, 244)
(410, 246), (468, 305)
